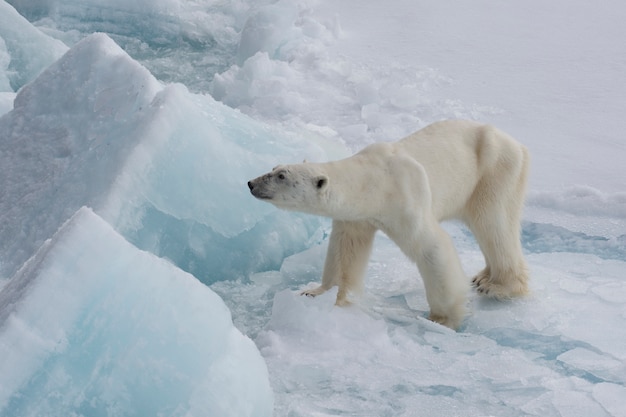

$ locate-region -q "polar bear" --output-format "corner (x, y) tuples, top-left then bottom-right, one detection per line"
(248, 120), (529, 329)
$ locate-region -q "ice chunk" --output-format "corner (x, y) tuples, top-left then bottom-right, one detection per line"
(99, 81), (329, 283)
(0, 0), (68, 91)
(0, 32), (161, 280)
(0, 207), (273, 416)
(237, 0), (301, 64)
(0, 32), (328, 283)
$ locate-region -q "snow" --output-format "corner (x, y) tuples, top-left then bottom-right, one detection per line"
(310, 0), (626, 194)
(1, 0), (625, 416)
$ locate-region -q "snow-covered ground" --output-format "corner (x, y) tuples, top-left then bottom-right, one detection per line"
(1, 0), (625, 416)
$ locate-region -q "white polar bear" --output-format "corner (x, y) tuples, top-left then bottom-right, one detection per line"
(248, 120), (529, 330)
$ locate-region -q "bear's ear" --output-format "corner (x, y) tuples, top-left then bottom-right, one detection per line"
(314, 175), (328, 190)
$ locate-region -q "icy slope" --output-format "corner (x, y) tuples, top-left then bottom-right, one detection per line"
(0, 32), (328, 283)
(0, 207), (272, 417)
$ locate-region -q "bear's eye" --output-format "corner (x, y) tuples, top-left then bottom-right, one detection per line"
(278, 173), (285, 180)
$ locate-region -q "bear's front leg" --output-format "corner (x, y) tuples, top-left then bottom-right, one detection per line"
(389, 217), (469, 330)
(416, 223), (469, 330)
(301, 220), (376, 306)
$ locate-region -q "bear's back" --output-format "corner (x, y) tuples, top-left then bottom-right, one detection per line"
(395, 120), (490, 220)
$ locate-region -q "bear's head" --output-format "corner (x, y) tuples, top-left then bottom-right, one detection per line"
(248, 164), (329, 214)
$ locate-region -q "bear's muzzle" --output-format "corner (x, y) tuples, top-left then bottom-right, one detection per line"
(247, 177), (272, 200)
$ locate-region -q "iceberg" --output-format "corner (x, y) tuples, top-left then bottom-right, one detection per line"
(0, 32), (328, 283)
(0, 207), (272, 416)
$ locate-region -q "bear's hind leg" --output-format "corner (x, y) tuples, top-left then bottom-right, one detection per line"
(468, 148), (529, 298)
(469, 203), (529, 298)
(472, 257), (528, 298)
(301, 220), (376, 306)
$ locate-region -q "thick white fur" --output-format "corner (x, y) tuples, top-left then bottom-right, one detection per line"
(248, 120), (529, 330)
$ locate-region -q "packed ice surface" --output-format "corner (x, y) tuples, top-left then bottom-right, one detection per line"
(216, 224), (626, 416)
(2, 0), (626, 416)
(0, 207), (272, 417)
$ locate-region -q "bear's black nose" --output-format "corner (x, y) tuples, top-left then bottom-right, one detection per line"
(247, 181), (254, 190)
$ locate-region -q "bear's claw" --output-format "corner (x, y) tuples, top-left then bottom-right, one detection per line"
(300, 286), (326, 298)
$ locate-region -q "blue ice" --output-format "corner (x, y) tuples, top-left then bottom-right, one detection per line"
(0, 207), (272, 416)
